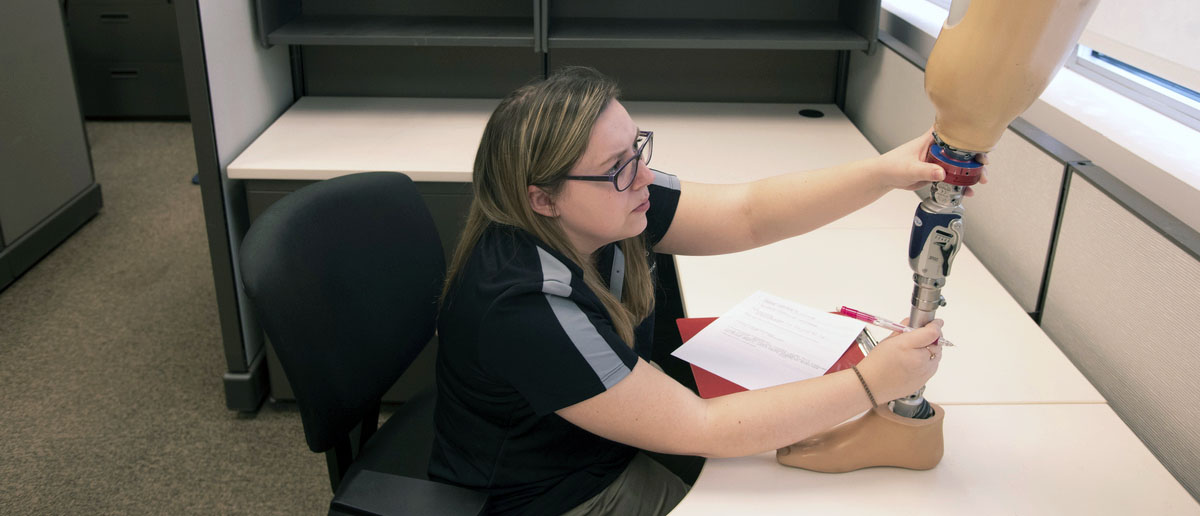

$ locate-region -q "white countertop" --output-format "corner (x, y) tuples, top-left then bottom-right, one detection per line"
(228, 96), (498, 181)
(227, 97), (896, 187)
(632, 100), (920, 230)
(673, 227), (1106, 405)
(671, 404), (1199, 515)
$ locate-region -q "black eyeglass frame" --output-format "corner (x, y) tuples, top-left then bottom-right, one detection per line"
(563, 130), (653, 192)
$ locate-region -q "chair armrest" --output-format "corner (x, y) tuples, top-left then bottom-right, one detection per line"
(328, 469), (486, 516)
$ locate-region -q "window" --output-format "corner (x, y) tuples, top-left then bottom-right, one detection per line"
(1075, 0), (1199, 93)
(1067, 45), (1200, 132)
(1066, 0), (1200, 131)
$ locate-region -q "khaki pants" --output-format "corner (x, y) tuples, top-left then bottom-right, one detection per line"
(560, 453), (690, 516)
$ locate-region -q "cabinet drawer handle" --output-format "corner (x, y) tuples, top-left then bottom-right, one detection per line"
(110, 69), (140, 79)
(99, 13), (131, 23)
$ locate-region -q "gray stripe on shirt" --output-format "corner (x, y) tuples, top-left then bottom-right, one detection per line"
(609, 244), (624, 301)
(651, 168), (680, 190)
(537, 247), (573, 297)
(543, 295), (631, 390)
(536, 246), (631, 390)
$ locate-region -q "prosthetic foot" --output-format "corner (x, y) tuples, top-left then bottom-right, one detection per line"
(776, 402), (945, 473)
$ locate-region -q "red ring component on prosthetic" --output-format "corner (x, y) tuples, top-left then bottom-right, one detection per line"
(924, 143), (983, 186)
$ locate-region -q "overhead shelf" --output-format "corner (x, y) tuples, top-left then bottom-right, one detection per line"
(548, 19), (870, 51)
(266, 15), (535, 47)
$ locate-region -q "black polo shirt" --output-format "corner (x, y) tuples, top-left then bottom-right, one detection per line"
(430, 170), (681, 515)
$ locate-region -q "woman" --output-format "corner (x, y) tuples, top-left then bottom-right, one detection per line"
(430, 67), (968, 515)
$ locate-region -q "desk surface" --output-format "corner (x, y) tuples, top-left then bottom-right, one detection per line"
(671, 404), (1199, 515)
(633, 100), (918, 230)
(228, 96), (497, 181)
(673, 228), (1107, 405)
(227, 97), (899, 186)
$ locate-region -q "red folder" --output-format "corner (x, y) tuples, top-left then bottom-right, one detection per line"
(677, 317), (866, 399)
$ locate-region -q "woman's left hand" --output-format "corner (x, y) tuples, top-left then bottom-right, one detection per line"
(875, 129), (989, 197)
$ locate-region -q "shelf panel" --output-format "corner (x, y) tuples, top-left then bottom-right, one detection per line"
(548, 19), (869, 50)
(268, 15), (535, 47)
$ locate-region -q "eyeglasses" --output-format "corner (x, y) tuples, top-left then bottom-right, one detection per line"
(564, 130), (653, 192)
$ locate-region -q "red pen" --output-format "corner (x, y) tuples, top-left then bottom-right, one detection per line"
(837, 306), (955, 347)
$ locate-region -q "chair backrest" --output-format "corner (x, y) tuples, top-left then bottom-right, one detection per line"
(239, 172), (445, 453)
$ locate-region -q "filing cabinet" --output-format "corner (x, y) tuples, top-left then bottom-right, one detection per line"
(2, 0), (102, 293)
(66, 0), (188, 118)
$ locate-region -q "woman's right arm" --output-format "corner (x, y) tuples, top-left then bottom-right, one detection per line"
(555, 320), (943, 459)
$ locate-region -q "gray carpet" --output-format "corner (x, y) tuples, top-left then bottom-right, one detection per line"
(0, 122), (329, 514)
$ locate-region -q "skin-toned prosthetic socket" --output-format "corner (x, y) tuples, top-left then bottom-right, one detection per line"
(776, 402), (945, 473)
(925, 0), (1101, 154)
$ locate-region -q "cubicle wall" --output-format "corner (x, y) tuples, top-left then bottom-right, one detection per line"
(958, 122), (1074, 314)
(1041, 166), (1200, 498)
(844, 22), (1200, 501)
(177, 0), (293, 410)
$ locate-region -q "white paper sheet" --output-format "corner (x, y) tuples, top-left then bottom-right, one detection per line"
(671, 291), (866, 390)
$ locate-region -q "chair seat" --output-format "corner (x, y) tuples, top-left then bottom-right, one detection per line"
(330, 469), (486, 516)
(346, 387), (439, 481)
(332, 388), (487, 515)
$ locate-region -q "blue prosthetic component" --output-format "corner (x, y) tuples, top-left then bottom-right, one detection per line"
(908, 207), (962, 262)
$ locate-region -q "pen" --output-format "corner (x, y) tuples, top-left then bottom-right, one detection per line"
(836, 306), (955, 347)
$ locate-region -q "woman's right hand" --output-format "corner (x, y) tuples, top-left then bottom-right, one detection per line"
(856, 319), (944, 402)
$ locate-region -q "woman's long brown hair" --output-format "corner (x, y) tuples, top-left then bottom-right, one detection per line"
(441, 67), (654, 346)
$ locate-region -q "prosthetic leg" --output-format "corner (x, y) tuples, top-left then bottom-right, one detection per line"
(779, 0), (1099, 472)
(891, 136), (977, 419)
(896, 0), (1100, 420)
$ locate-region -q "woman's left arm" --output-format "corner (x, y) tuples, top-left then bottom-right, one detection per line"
(654, 131), (981, 256)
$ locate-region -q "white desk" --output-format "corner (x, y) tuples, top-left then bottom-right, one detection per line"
(228, 92), (921, 236)
(672, 404), (1199, 515)
(228, 97), (916, 228)
(673, 228), (1106, 405)
(630, 101), (918, 230)
(228, 96), (497, 181)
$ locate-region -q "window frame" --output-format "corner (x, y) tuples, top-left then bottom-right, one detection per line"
(1064, 44), (1200, 133)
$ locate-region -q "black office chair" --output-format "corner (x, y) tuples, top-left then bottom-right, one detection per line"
(239, 172), (485, 515)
